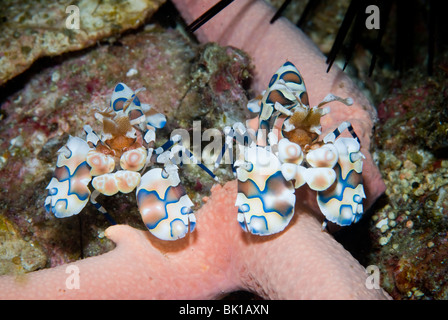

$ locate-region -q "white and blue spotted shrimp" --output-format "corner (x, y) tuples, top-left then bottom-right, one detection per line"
(215, 61), (365, 234)
(45, 83), (214, 241)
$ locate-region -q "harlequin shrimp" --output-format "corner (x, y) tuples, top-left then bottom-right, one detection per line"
(215, 61), (365, 235)
(44, 83), (216, 241)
